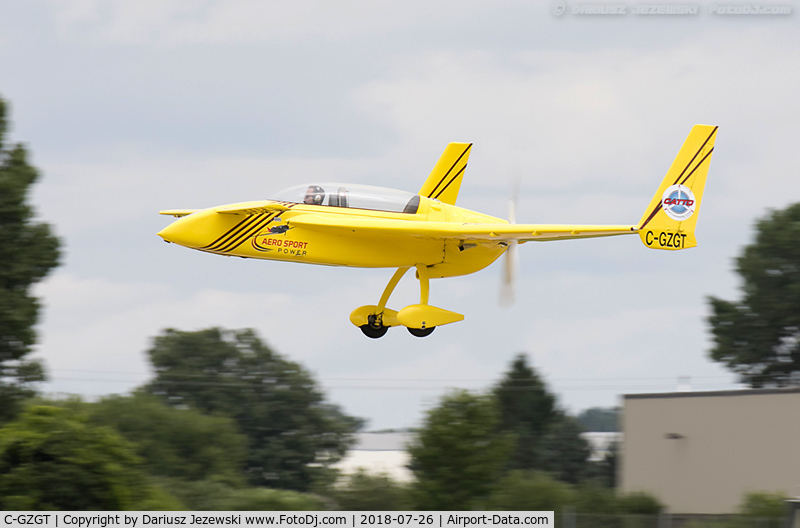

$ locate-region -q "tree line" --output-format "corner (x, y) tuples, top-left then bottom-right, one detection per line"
(0, 332), (636, 511)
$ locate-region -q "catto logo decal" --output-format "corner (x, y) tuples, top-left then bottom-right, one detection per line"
(661, 184), (696, 221)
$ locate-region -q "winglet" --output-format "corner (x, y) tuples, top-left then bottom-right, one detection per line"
(638, 125), (718, 251)
(418, 143), (472, 205)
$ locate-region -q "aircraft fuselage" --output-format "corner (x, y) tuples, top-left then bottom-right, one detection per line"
(158, 194), (508, 279)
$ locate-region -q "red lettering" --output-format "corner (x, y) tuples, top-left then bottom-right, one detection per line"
(280, 240), (308, 249)
(664, 198), (695, 207)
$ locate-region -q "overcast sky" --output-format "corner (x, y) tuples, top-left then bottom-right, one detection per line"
(2, 1), (798, 429)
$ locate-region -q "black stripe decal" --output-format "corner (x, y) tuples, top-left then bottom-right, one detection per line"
(433, 164), (468, 200)
(203, 202), (298, 250)
(670, 126), (718, 186)
(216, 214), (276, 253)
(205, 214), (264, 250)
(427, 144), (472, 198)
(202, 216), (253, 250)
(680, 147), (714, 186)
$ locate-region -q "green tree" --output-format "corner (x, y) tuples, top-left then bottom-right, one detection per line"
(575, 407), (619, 432)
(681, 492), (783, 528)
(153, 479), (234, 511)
(86, 392), (248, 484)
(571, 484), (662, 516)
(408, 390), (513, 510)
(587, 440), (618, 488)
(739, 492), (787, 519)
(485, 471), (661, 514)
(485, 471), (575, 511)
(211, 488), (328, 511)
(708, 204), (800, 386)
(572, 484), (621, 515)
(539, 417), (591, 485)
(156, 478), (327, 511)
(492, 354), (559, 470)
(0, 98), (60, 423)
(143, 327), (362, 491)
(321, 470), (412, 511)
(616, 492), (663, 515)
(0, 406), (158, 510)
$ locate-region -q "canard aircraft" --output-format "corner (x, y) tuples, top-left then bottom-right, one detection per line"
(159, 125), (717, 338)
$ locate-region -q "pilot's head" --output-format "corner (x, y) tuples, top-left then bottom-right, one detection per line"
(304, 185), (325, 205)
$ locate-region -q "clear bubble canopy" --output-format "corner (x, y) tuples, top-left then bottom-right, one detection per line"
(270, 183), (420, 214)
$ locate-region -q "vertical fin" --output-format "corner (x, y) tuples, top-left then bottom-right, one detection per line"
(418, 143), (472, 205)
(638, 125), (718, 250)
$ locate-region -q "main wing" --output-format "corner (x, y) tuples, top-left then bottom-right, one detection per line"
(288, 214), (637, 242)
(159, 201), (292, 218)
(212, 201), (291, 215)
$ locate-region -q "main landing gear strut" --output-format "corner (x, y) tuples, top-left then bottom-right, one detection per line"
(350, 265), (464, 339)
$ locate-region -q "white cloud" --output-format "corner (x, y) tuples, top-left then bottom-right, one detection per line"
(358, 25), (800, 201)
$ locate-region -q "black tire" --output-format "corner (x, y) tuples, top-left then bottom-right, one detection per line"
(360, 324), (389, 339)
(408, 326), (435, 337)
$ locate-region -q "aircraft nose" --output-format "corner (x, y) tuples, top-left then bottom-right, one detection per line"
(157, 221), (182, 244)
(158, 216), (205, 248)
(157, 223), (176, 242)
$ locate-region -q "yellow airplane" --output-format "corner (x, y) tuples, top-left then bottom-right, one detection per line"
(159, 125), (717, 338)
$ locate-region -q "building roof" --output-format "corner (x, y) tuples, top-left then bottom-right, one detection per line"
(624, 387), (800, 400)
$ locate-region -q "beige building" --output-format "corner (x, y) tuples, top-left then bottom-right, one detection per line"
(621, 388), (800, 514)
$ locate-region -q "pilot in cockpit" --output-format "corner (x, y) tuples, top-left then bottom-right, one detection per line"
(303, 185), (326, 205)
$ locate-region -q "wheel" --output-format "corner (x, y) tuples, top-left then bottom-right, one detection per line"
(360, 324), (389, 339)
(408, 326), (435, 338)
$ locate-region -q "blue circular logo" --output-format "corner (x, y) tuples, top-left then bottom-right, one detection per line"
(661, 184), (696, 221)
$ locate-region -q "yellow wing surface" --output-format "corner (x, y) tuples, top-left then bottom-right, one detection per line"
(289, 214), (635, 242)
(213, 201), (291, 215)
(160, 201), (292, 218)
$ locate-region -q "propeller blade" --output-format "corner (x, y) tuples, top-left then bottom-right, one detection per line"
(500, 241), (517, 307)
(500, 178), (520, 307)
(508, 178), (519, 225)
